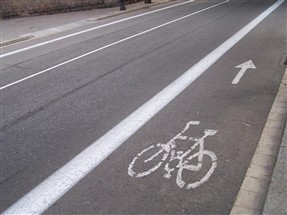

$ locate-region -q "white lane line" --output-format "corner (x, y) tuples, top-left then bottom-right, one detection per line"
(0, 0), (229, 91)
(0, 0), (195, 58)
(2, 1), (284, 214)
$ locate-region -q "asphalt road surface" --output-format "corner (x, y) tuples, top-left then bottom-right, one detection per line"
(1, 0), (286, 214)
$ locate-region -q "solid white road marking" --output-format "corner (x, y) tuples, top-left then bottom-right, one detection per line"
(0, 0), (195, 58)
(0, 0), (229, 90)
(232, 60), (256, 84)
(2, 0), (284, 214)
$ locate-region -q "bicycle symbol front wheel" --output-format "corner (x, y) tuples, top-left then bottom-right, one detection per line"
(176, 150), (217, 189)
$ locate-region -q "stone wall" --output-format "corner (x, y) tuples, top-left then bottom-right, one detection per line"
(0, 0), (134, 19)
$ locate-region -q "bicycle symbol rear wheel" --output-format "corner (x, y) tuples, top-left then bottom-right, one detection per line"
(128, 144), (167, 178)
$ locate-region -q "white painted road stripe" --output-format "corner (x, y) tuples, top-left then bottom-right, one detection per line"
(0, 0), (229, 91)
(0, 0), (195, 58)
(2, 0), (284, 214)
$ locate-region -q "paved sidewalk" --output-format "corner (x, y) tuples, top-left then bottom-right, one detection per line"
(264, 122), (287, 215)
(0, 0), (175, 46)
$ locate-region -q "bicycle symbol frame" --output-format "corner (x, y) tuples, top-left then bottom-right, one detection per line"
(128, 121), (218, 189)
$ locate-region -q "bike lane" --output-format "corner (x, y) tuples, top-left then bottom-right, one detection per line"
(43, 1), (286, 214)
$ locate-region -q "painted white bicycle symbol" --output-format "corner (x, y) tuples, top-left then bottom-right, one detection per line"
(128, 121), (218, 189)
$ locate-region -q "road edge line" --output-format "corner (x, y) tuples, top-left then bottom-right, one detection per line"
(230, 67), (287, 214)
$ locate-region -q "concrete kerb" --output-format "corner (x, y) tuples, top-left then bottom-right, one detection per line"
(263, 121), (287, 214)
(0, 35), (35, 47)
(230, 67), (287, 215)
(0, 0), (175, 47)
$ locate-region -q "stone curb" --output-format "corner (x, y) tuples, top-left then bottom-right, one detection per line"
(230, 67), (287, 215)
(0, 35), (34, 47)
(263, 121), (287, 214)
(0, 0), (175, 47)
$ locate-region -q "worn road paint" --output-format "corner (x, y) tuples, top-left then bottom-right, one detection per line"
(0, 0), (195, 58)
(0, 0), (229, 90)
(128, 121), (218, 189)
(232, 60), (256, 84)
(2, 0), (284, 214)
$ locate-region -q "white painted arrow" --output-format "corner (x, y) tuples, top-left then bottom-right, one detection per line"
(232, 60), (256, 84)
